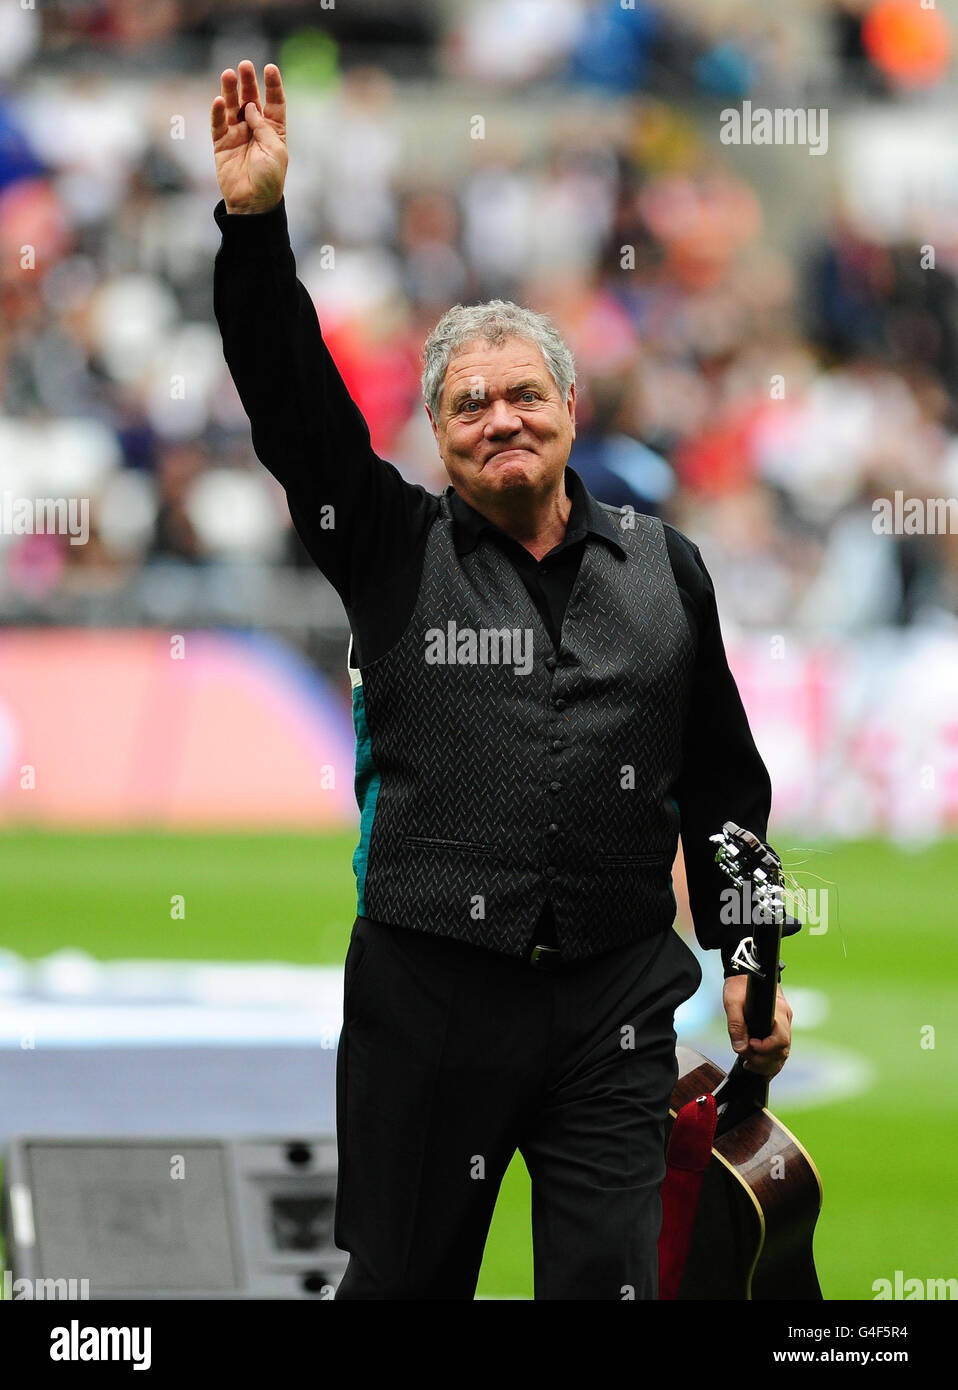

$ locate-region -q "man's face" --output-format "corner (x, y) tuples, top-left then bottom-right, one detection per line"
(426, 336), (576, 508)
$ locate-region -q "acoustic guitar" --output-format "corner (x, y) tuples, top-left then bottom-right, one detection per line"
(662, 822), (824, 1300)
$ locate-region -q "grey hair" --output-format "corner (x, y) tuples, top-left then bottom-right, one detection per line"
(421, 299), (576, 421)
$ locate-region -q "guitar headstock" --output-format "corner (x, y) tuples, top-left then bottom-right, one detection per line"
(709, 821), (794, 977)
(710, 821), (784, 913)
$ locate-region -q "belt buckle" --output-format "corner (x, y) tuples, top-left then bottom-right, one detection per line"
(529, 944), (562, 971)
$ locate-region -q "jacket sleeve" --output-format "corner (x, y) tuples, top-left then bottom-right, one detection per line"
(669, 536), (778, 976)
(212, 195), (429, 607)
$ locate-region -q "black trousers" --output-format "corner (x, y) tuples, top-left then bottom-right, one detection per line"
(333, 914), (702, 1300)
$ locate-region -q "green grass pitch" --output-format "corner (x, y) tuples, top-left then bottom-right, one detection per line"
(0, 829), (954, 1300)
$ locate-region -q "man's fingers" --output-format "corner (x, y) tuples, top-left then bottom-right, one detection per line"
(746, 1015), (791, 1058)
(211, 94), (229, 143)
(748, 1018), (790, 1048)
(263, 63), (286, 122)
(727, 1024), (748, 1054)
(743, 1053), (786, 1077)
(722, 983), (748, 1053)
(238, 59), (263, 117)
(220, 68), (242, 124)
(219, 62), (277, 133)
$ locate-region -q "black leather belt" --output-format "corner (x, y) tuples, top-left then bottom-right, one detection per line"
(528, 944), (563, 970)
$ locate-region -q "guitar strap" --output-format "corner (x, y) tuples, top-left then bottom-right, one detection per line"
(657, 1092), (718, 1299)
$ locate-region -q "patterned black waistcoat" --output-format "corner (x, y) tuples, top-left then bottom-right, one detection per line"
(348, 490), (695, 961)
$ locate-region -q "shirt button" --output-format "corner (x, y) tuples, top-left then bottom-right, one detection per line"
(549, 781), (562, 793)
(551, 739), (563, 752)
(554, 698), (566, 710)
(545, 866), (557, 879)
(547, 823), (559, 835)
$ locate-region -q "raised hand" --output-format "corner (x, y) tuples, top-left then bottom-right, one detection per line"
(211, 60), (288, 215)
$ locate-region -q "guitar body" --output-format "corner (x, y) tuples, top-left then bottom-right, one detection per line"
(667, 1044), (824, 1300)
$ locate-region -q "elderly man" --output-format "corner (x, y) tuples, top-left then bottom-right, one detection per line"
(211, 61), (792, 1300)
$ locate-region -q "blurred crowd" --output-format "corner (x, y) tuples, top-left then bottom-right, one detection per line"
(2, 0), (958, 645)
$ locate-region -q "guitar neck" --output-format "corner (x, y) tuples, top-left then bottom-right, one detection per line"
(712, 902), (784, 1136)
(741, 914), (785, 1108)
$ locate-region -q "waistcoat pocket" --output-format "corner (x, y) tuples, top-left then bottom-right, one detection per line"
(598, 851), (672, 866)
(403, 834), (497, 856)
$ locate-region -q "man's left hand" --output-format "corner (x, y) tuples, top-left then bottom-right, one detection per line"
(722, 977), (792, 1079)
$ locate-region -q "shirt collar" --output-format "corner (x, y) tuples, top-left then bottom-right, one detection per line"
(446, 465), (627, 559)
